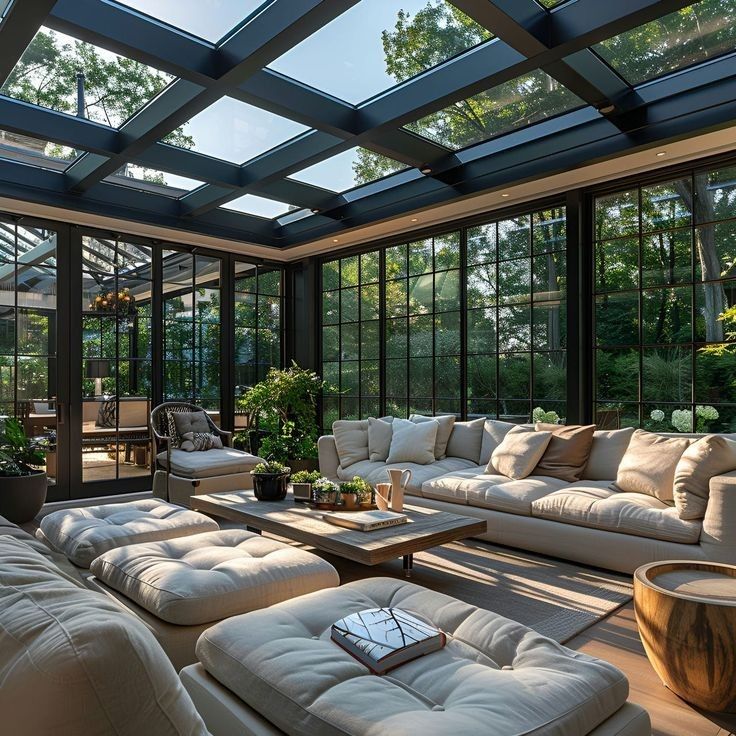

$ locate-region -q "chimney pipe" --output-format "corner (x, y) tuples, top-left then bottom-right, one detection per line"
(76, 71), (85, 118)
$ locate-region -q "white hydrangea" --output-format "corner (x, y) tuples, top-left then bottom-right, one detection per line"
(649, 409), (665, 422)
(671, 409), (693, 433)
(696, 405), (719, 421)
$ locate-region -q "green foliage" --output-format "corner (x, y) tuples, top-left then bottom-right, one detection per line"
(531, 407), (560, 424)
(251, 460), (290, 475)
(0, 418), (46, 477)
(290, 470), (321, 484)
(339, 476), (373, 501)
(312, 477), (339, 501)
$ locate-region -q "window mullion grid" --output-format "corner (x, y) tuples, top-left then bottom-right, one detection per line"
(637, 187), (644, 429)
(114, 238), (120, 480)
(459, 227), (468, 420)
(495, 222), (500, 420)
(528, 217), (534, 422)
(690, 171), (697, 429)
(357, 254), (363, 419)
(13, 224), (17, 417)
(379, 248), (386, 419)
(432, 237), (437, 416)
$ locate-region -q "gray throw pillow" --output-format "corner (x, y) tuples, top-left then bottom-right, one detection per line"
(410, 414), (456, 459)
(180, 431), (223, 452)
(446, 418), (485, 463)
(386, 419), (438, 465)
(368, 417), (393, 462)
(332, 419), (369, 468)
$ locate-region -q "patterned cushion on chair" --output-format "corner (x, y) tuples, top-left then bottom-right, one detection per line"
(180, 431), (223, 452)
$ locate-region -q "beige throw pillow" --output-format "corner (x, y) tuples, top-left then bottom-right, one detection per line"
(386, 419), (438, 465)
(368, 417), (394, 462)
(410, 414), (456, 459)
(533, 423), (595, 482)
(488, 426), (553, 480)
(673, 435), (736, 519)
(612, 430), (690, 502)
(332, 419), (369, 468)
(581, 427), (635, 481)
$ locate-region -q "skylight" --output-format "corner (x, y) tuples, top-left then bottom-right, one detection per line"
(268, 0), (492, 104)
(221, 194), (296, 219)
(106, 165), (204, 196)
(0, 130), (79, 170)
(405, 69), (583, 150)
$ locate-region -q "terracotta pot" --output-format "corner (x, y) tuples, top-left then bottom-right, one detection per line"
(252, 472), (290, 501)
(341, 492), (358, 509)
(0, 471), (47, 523)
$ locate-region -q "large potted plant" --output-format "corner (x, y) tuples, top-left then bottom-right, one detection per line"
(250, 460), (291, 502)
(238, 363), (337, 470)
(0, 418), (48, 523)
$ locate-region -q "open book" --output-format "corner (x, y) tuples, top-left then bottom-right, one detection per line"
(331, 607), (446, 675)
(322, 509), (408, 532)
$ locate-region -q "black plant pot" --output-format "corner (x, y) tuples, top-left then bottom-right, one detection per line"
(252, 472), (290, 501)
(0, 471), (48, 523)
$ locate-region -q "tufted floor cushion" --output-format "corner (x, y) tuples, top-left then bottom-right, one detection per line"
(91, 529), (340, 625)
(197, 577), (631, 736)
(38, 499), (219, 568)
(157, 448), (264, 478)
(0, 535), (207, 736)
(532, 482), (702, 544)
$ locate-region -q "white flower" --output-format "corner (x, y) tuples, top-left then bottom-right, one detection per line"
(671, 409), (693, 433)
(695, 405), (719, 421)
(650, 409), (665, 422)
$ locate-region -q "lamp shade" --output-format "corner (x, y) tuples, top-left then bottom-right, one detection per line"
(86, 359), (111, 379)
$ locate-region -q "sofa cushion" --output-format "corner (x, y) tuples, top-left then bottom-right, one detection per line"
(532, 483), (702, 544)
(90, 529), (339, 626)
(673, 434), (736, 520)
(0, 536), (207, 736)
(337, 457), (477, 495)
(38, 499), (219, 568)
(196, 577), (630, 736)
(489, 426), (553, 479)
(445, 417), (485, 463)
(410, 414), (455, 459)
(423, 469), (568, 515)
(332, 419), (369, 467)
(386, 418), (438, 465)
(368, 417), (393, 462)
(533, 423), (595, 482)
(157, 447), (262, 478)
(582, 427), (635, 481)
(478, 419), (518, 466)
(613, 430), (690, 502)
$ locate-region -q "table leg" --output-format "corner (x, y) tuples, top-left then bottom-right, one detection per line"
(403, 554), (413, 578)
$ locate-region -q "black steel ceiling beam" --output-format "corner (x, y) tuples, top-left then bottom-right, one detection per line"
(63, 0), (360, 193)
(0, 0), (58, 85)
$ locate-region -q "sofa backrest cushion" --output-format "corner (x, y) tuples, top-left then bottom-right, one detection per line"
(333, 419), (369, 468)
(489, 426), (553, 480)
(582, 427), (635, 481)
(0, 536), (207, 736)
(368, 417), (393, 462)
(446, 417), (485, 463)
(674, 434), (736, 520)
(479, 420), (518, 466)
(533, 423), (595, 482)
(410, 414), (456, 459)
(612, 429), (690, 502)
(386, 418), (439, 465)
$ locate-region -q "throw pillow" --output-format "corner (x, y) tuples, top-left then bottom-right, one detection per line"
(612, 429), (690, 502)
(409, 414), (456, 459)
(332, 419), (369, 468)
(173, 410), (211, 438)
(368, 417), (394, 462)
(489, 426), (553, 480)
(479, 419), (518, 466)
(180, 431), (223, 452)
(581, 427), (635, 481)
(673, 434), (736, 519)
(386, 419), (439, 465)
(533, 423), (596, 482)
(445, 417), (485, 463)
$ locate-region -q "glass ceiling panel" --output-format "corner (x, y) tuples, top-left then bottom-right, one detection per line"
(112, 0), (267, 44)
(594, 0), (736, 86)
(0, 130), (79, 169)
(405, 69), (583, 151)
(268, 0), (493, 104)
(164, 96), (308, 165)
(535, 0), (569, 8)
(221, 194), (297, 219)
(105, 165), (204, 196)
(0, 27), (174, 129)
(289, 147), (407, 192)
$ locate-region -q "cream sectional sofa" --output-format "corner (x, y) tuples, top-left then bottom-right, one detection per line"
(318, 421), (736, 574)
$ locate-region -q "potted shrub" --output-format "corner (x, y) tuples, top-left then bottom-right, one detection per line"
(290, 469), (321, 501)
(250, 460), (291, 502)
(0, 418), (48, 523)
(339, 477), (372, 509)
(312, 477), (340, 508)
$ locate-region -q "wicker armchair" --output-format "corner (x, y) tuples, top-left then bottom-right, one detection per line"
(150, 402), (262, 506)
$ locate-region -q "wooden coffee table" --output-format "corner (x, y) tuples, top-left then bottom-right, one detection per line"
(191, 491), (487, 577)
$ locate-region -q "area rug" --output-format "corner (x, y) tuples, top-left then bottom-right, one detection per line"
(318, 539), (633, 643)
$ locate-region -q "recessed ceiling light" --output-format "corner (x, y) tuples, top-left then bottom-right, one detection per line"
(656, 151), (667, 157)
(598, 103), (616, 115)
(311, 208), (321, 213)
(501, 193), (510, 198)
(410, 218), (418, 222)
(420, 166), (432, 174)
(332, 238), (339, 243)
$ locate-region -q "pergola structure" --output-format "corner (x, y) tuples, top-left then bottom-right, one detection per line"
(0, 0), (733, 249)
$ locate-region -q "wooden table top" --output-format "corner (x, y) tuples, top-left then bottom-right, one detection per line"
(191, 491), (487, 566)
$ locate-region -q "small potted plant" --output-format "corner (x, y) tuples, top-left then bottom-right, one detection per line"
(250, 460), (291, 502)
(0, 418), (48, 523)
(290, 469), (321, 502)
(354, 477), (374, 508)
(339, 477), (373, 510)
(312, 477), (340, 508)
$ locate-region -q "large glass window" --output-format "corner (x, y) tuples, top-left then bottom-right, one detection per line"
(594, 164), (736, 432)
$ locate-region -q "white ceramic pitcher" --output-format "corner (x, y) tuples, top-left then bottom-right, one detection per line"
(386, 468), (412, 512)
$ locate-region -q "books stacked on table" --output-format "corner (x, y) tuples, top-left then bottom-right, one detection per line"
(331, 607), (446, 675)
(322, 509), (408, 532)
